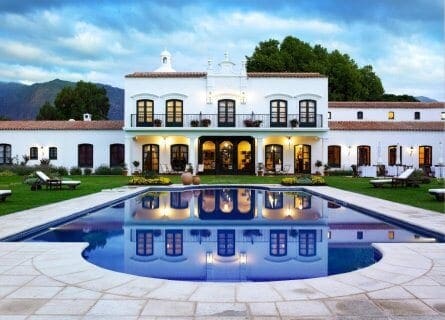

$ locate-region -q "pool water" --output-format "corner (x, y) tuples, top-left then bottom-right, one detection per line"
(26, 187), (436, 282)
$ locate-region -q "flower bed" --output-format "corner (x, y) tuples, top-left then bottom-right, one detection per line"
(281, 175), (326, 186)
(128, 176), (171, 185)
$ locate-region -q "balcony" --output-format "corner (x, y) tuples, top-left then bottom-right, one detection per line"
(130, 113), (324, 129)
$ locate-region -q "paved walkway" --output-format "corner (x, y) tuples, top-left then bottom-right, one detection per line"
(0, 186), (444, 319)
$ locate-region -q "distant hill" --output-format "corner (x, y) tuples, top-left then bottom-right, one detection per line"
(0, 79), (124, 120)
(415, 96), (437, 102)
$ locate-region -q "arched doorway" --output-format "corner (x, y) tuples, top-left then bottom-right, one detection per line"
(198, 136), (255, 174)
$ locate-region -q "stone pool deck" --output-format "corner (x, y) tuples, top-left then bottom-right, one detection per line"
(0, 185), (444, 319)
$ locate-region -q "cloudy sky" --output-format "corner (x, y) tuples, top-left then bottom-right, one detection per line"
(0, 0), (443, 100)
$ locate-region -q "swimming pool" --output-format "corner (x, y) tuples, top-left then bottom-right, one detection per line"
(22, 187), (438, 282)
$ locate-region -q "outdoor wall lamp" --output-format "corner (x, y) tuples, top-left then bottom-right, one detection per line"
(239, 252), (247, 265)
(206, 251), (213, 264)
(206, 91), (212, 104)
(240, 91), (246, 104)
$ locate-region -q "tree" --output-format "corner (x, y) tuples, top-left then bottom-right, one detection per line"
(358, 65), (384, 101)
(37, 81), (110, 120)
(36, 101), (61, 120)
(245, 36), (417, 101)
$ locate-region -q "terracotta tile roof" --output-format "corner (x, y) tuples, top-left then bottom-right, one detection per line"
(329, 121), (445, 131)
(126, 72), (207, 78)
(125, 71), (325, 78)
(0, 120), (124, 130)
(329, 101), (445, 109)
(247, 72), (325, 78)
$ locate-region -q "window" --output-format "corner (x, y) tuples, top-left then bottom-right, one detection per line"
(299, 230), (316, 256)
(357, 231), (363, 240)
(110, 144), (124, 167)
(48, 147), (57, 160)
(0, 144), (11, 164)
(328, 111), (331, 119)
(218, 99), (235, 127)
(217, 230), (235, 256)
(414, 112), (420, 120)
(295, 144), (311, 174)
(295, 193), (311, 209)
(170, 192), (189, 209)
(442, 112), (445, 120)
(270, 100), (287, 127)
(136, 230), (154, 256)
(270, 230), (287, 256)
(165, 230), (183, 256)
(142, 144), (159, 173)
(299, 100), (316, 127)
(29, 147), (38, 160)
(419, 145), (432, 167)
(265, 144), (283, 172)
(142, 194), (159, 209)
(166, 99), (183, 127)
(327, 145), (341, 168)
(388, 231), (395, 240)
(136, 99), (154, 126)
(388, 111), (395, 120)
(357, 145), (371, 166)
(78, 144), (93, 167)
(171, 144), (188, 172)
(265, 191), (283, 209)
(357, 111), (363, 120)
(388, 145), (402, 166)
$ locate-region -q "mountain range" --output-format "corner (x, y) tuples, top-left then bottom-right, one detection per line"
(0, 79), (437, 120)
(0, 79), (124, 120)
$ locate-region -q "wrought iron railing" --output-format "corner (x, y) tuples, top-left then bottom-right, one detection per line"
(130, 113), (323, 128)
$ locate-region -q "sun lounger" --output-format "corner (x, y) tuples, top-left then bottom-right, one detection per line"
(428, 189), (445, 201)
(35, 171), (81, 190)
(0, 190), (12, 201)
(369, 168), (415, 187)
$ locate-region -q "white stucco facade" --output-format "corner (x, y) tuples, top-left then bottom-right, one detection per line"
(0, 51), (444, 176)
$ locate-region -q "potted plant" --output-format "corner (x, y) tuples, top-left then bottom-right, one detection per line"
(323, 164), (330, 176)
(190, 119), (199, 127)
(257, 162), (264, 176)
(244, 119), (262, 127)
(290, 119), (298, 128)
(154, 119), (162, 127)
(132, 160), (140, 175)
(200, 118), (211, 127)
(314, 160), (323, 175)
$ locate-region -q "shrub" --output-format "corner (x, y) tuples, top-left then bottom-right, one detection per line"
(70, 166), (82, 175)
(0, 170), (15, 176)
(281, 175), (325, 186)
(110, 167), (123, 175)
(311, 175), (326, 185)
(55, 166), (69, 177)
(95, 165), (112, 175)
(328, 170), (353, 176)
(83, 168), (92, 176)
(128, 176), (171, 185)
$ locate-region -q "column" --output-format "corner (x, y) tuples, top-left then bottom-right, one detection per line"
(124, 134), (133, 176)
(189, 136), (197, 173)
(256, 136), (264, 175)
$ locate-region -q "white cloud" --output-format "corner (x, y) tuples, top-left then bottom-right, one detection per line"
(0, 41), (45, 61)
(58, 21), (130, 57)
(375, 38), (445, 100)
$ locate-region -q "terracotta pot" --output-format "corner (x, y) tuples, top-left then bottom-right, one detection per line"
(192, 175), (201, 185)
(181, 172), (193, 185)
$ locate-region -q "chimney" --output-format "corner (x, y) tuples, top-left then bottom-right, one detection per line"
(83, 113), (92, 121)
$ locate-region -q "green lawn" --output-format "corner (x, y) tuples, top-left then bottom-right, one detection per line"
(0, 174), (443, 216)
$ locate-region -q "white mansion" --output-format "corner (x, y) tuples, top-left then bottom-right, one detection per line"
(1, 51), (444, 177)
